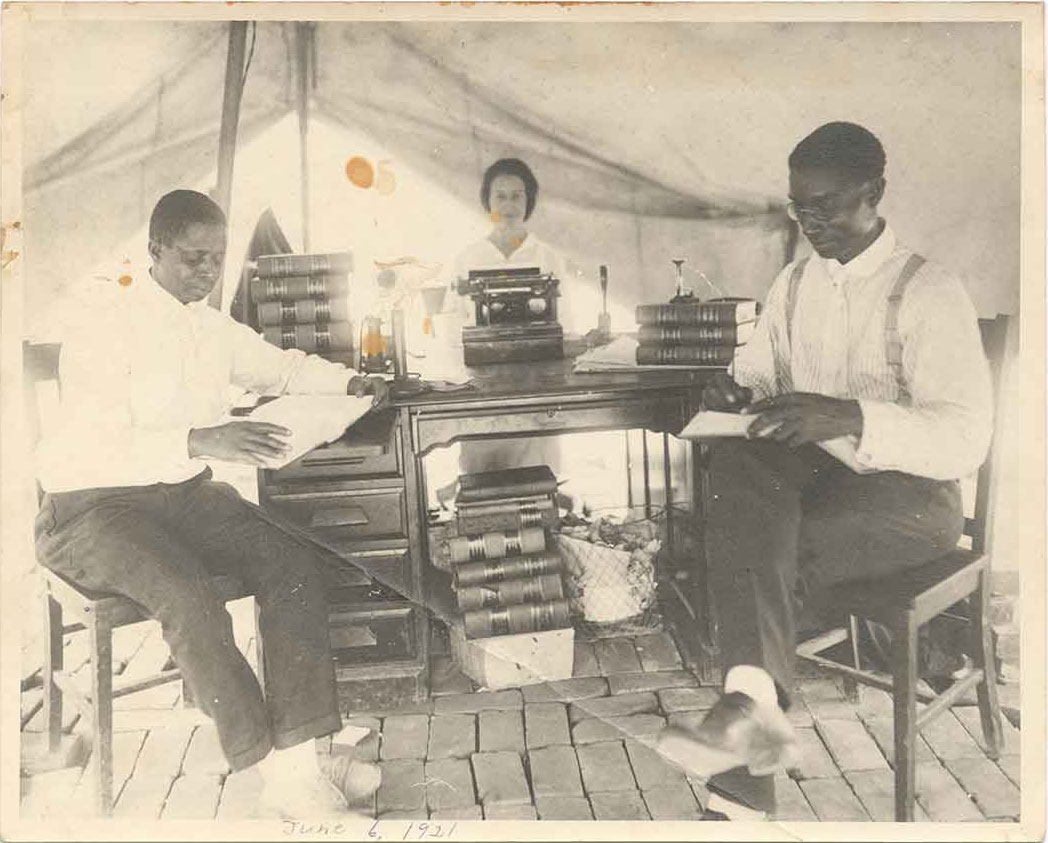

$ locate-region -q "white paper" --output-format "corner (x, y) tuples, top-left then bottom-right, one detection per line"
(679, 410), (756, 438)
(244, 394), (374, 469)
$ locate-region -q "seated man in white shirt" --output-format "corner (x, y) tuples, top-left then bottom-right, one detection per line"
(34, 190), (388, 817)
(655, 123), (993, 816)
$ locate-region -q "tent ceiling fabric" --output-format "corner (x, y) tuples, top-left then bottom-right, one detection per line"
(20, 19), (1019, 332)
(313, 22), (782, 221)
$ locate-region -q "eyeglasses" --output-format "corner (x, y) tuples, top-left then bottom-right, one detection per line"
(786, 182), (869, 223)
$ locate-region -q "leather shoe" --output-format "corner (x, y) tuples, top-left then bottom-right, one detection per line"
(656, 691), (799, 779)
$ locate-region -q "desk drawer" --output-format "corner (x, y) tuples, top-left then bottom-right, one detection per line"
(270, 410), (400, 481)
(267, 487), (406, 540)
(327, 600), (419, 667)
(329, 544), (412, 597)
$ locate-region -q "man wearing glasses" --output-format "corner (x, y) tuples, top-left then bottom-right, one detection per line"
(656, 122), (993, 816)
(34, 190), (386, 817)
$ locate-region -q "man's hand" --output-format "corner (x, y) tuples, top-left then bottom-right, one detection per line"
(188, 421), (291, 466)
(702, 372), (754, 412)
(348, 375), (390, 408)
(743, 393), (863, 447)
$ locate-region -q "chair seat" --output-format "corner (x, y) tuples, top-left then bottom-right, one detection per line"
(827, 548), (988, 622)
(43, 568), (251, 627)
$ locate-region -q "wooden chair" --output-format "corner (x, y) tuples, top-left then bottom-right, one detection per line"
(797, 315), (1009, 821)
(24, 342), (257, 816)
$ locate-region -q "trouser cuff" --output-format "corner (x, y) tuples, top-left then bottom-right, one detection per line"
(227, 734), (274, 773)
(273, 712), (344, 751)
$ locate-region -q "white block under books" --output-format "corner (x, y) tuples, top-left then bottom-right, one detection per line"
(450, 625), (575, 691)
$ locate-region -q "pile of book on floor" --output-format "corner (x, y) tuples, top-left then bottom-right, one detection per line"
(634, 297), (760, 366)
(443, 465), (571, 640)
(250, 252), (354, 366)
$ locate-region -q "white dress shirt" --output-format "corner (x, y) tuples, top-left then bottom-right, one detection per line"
(732, 225), (993, 481)
(38, 268), (355, 492)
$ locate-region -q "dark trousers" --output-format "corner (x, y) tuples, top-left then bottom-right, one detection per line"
(35, 469), (342, 772)
(704, 440), (963, 812)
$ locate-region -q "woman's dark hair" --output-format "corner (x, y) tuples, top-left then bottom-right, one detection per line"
(480, 158), (539, 221)
(149, 189), (226, 246)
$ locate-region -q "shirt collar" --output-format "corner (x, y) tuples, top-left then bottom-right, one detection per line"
(823, 223), (896, 283)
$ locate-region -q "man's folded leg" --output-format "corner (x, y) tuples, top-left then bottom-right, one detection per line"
(176, 479), (381, 811)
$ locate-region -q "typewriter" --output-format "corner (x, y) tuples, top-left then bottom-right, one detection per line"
(455, 266), (564, 366)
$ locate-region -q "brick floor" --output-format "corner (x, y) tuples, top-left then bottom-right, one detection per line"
(21, 614), (1022, 824)
(478, 710), (524, 754)
(427, 714), (476, 760)
(568, 691), (658, 723)
(424, 758), (476, 812)
(472, 751), (531, 805)
(524, 703), (571, 748)
(590, 790), (650, 819)
(535, 795), (593, 820)
(528, 745), (584, 797)
(576, 741), (637, 793)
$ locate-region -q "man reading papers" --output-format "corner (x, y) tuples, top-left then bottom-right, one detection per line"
(34, 190), (386, 817)
(657, 123), (993, 816)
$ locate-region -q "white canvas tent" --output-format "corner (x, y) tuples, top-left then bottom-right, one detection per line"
(14, 16), (1023, 569)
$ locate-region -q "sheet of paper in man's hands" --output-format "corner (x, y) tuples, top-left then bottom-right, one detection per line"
(246, 394), (374, 469)
(679, 410), (756, 439)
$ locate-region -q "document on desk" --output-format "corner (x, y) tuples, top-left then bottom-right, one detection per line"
(679, 411), (876, 474)
(245, 394), (374, 469)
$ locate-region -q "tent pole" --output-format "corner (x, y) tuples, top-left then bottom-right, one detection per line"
(210, 21), (249, 310)
(294, 23), (313, 252)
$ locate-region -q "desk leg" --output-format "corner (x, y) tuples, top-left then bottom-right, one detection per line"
(690, 440), (720, 684)
(398, 410), (431, 701)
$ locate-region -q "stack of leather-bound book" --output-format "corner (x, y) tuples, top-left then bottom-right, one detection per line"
(634, 297), (760, 366)
(443, 466), (571, 639)
(250, 252), (354, 366)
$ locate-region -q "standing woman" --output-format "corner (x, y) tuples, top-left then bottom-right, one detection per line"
(453, 158), (574, 476)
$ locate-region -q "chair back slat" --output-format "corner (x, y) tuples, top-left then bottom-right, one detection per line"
(968, 315), (1010, 555)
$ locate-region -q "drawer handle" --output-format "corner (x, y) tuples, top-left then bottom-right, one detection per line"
(311, 507), (369, 528)
(302, 456), (368, 467)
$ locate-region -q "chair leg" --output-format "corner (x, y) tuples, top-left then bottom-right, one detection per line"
(88, 616), (115, 816)
(42, 593), (64, 753)
(892, 611), (919, 822)
(971, 572), (1004, 759)
(841, 614), (862, 703)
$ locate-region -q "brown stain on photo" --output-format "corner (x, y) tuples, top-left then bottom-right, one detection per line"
(118, 275), (134, 287)
(345, 156), (375, 190)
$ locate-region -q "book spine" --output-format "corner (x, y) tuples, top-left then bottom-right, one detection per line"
(455, 573), (564, 612)
(257, 298), (350, 326)
(445, 527), (547, 564)
(635, 344), (736, 366)
(250, 275), (350, 303)
(637, 324), (742, 346)
(256, 253), (353, 278)
(635, 302), (744, 326)
(457, 480), (559, 505)
(453, 552), (563, 588)
(262, 321), (354, 353)
(462, 598), (572, 639)
(456, 504), (559, 535)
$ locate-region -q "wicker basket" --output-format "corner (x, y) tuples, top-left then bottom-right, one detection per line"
(554, 533), (657, 624)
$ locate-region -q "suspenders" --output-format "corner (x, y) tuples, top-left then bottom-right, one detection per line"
(782, 252), (927, 402)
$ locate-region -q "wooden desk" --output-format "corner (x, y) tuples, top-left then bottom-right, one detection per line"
(259, 352), (718, 709)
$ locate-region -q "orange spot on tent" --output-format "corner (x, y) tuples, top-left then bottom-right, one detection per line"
(345, 156), (375, 189)
(118, 275), (133, 287)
